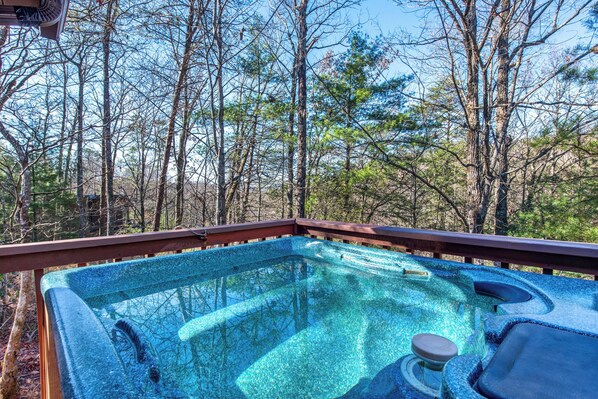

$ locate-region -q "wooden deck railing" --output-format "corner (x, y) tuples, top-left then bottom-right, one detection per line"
(0, 218), (596, 399)
(0, 219), (296, 399)
(0, 219), (296, 272)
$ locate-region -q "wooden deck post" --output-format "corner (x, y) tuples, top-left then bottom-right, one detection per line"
(43, 306), (63, 398)
(35, 269), (63, 399)
(34, 269), (47, 399)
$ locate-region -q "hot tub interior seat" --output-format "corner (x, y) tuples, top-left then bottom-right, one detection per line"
(478, 323), (598, 399)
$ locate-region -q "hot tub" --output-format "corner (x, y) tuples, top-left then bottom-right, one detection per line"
(41, 237), (598, 398)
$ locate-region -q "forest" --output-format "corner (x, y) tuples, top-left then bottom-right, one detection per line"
(0, 0), (597, 397)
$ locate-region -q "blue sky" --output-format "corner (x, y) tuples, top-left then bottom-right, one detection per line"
(305, 0), (418, 75)
(351, 0), (419, 37)
(331, 0), (595, 79)
(351, 0), (591, 41)
(332, 0), (421, 76)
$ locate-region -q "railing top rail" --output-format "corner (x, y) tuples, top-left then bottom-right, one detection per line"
(0, 218), (596, 276)
(0, 219), (296, 273)
(296, 219), (598, 258)
(0, 219), (295, 257)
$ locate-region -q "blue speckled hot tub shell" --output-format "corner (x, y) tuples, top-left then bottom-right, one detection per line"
(41, 237), (598, 399)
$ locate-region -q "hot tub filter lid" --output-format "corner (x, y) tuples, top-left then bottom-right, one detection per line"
(411, 333), (458, 364)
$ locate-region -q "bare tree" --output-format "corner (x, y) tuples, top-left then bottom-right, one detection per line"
(280, 0), (360, 218)
(400, 0), (596, 232)
(153, 0), (200, 231)
(214, 0), (227, 225)
(295, 0), (308, 218)
(0, 26), (48, 399)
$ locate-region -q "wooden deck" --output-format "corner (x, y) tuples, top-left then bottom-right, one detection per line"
(0, 218), (597, 398)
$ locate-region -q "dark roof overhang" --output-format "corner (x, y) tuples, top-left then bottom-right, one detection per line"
(0, 0), (69, 40)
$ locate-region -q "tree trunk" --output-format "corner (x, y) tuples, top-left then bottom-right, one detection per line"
(0, 271), (32, 399)
(0, 28), (39, 394)
(343, 98), (352, 218)
(463, 1), (485, 233)
(153, 0), (196, 231)
(175, 90), (191, 227)
(226, 108), (259, 215)
(58, 64), (68, 179)
(76, 65), (86, 238)
(62, 115), (76, 185)
(287, 54), (297, 218)
(215, 0), (227, 225)
(239, 143), (255, 223)
(101, 0), (115, 236)
(139, 125), (147, 232)
(494, 0), (512, 236)
(0, 120), (33, 399)
(295, 0), (308, 218)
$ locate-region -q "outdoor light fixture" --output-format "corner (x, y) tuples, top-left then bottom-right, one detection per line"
(0, 0), (69, 40)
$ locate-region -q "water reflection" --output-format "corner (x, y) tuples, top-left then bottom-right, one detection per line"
(87, 256), (495, 399)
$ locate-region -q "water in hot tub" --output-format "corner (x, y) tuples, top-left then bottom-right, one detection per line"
(86, 255), (496, 398)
